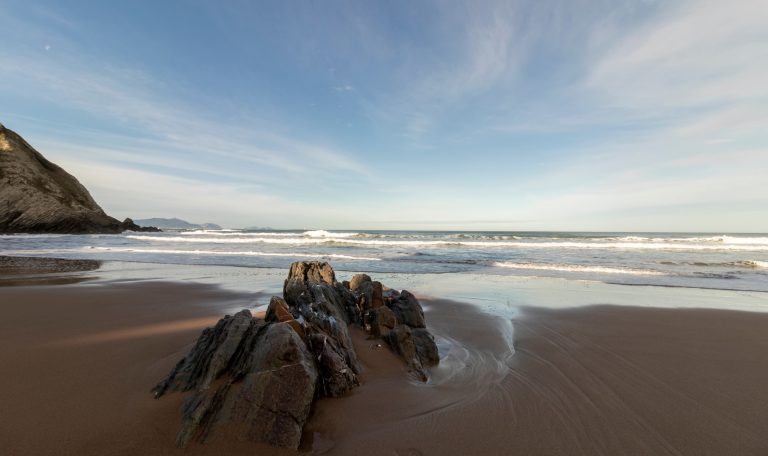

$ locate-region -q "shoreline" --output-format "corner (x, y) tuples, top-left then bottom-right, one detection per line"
(2, 255), (766, 314)
(2, 259), (768, 454)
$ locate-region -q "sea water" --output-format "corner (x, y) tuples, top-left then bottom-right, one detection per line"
(3, 229), (768, 293)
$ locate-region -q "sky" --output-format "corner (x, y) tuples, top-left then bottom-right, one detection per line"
(1, 0), (766, 231)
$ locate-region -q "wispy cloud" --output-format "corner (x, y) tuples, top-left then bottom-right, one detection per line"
(585, 0), (768, 111)
(1, 1), (766, 231)
(338, 1), (538, 140)
(0, 51), (369, 177)
(58, 159), (354, 227)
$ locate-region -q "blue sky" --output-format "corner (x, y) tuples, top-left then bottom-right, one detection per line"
(1, 0), (766, 231)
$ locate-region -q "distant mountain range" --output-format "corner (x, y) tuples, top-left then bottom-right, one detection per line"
(134, 218), (222, 230)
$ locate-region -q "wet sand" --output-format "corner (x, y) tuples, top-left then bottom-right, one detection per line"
(0, 280), (273, 456)
(310, 301), (768, 455)
(0, 256), (101, 286)
(1, 273), (768, 455)
(0, 255), (100, 275)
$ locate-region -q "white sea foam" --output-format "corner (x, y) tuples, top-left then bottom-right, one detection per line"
(738, 260), (768, 269)
(511, 241), (768, 251)
(615, 235), (768, 245)
(124, 235), (768, 251)
(87, 247), (380, 261)
(721, 236), (768, 245)
(126, 235), (455, 246)
(494, 262), (665, 276)
(0, 247), (380, 261)
(181, 230), (302, 237)
(178, 230), (360, 238)
(303, 230), (359, 238)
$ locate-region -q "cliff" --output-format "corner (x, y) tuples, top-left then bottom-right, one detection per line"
(0, 122), (158, 234)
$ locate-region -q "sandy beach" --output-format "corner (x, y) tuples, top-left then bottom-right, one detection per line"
(1, 262), (768, 455)
(4, 0), (767, 453)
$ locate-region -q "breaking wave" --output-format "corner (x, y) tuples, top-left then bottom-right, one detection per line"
(86, 247), (379, 261)
(494, 262), (665, 276)
(125, 235), (768, 251)
(660, 260), (768, 269)
(614, 235), (768, 245)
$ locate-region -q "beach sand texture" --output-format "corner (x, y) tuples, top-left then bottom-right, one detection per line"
(1, 275), (767, 455)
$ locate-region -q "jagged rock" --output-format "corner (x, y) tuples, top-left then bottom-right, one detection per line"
(296, 282), (362, 388)
(412, 328), (440, 367)
(334, 281), (362, 324)
(154, 262), (440, 450)
(384, 324), (426, 380)
(176, 382), (231, 447)
(265, 296), (305, 337)
(383, 288), (401, 305)
(155, 315), (317, 449)
(283, 261), (336, 304)
(368, 305), (396, 337)
(370, 281), (384, 308)
(224, 322), (318, 448)
(279, 263), (366, 386)
(153, 310), (257, 396)
(389, 290), (426, 328)
(349, 273), (371, 291)
(308, 332), (359, 397)
(353, 280), (384, 312)
(384, 323), (439, 381)
(265, 296), (292, 323)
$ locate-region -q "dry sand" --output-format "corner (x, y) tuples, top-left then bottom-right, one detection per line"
(1, 274), (767, 455)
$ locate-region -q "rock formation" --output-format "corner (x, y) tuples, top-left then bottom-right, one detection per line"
(0, 122), (159, 234)
(154, 261), (439, 449)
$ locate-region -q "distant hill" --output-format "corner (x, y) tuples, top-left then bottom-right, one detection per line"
(0, 122), (157, 234)
(134, 218), (222, 230)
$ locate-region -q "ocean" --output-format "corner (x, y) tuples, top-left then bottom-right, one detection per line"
(3, 229), (768, 293)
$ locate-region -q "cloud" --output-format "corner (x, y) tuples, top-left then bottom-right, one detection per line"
(1, 1), (766, 231)
(350, 1), (534, 138)
(585, 0), (768, 111)
(0, 2), (370, 181)
(57, 158), (355, 228)
(0, 4), (379, 227)
(0, 51), (369, 176)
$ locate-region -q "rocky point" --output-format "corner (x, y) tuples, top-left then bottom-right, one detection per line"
(0, 122), (158, 234)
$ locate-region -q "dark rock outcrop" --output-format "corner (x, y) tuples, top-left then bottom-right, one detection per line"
(153, 310), (317, 448)
(154, 261), (439, 449)
(388, 290), (427, 328)
(0, 123), (159, 234)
